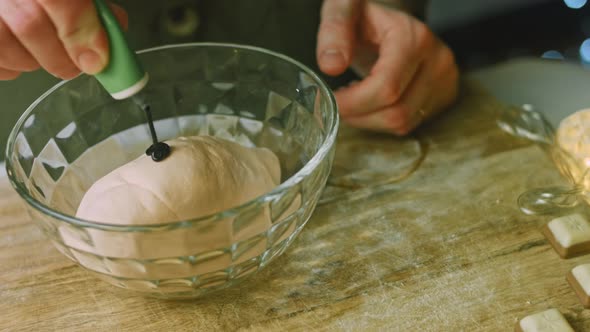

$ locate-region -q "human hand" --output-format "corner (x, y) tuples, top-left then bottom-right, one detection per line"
(0, 0), (127, 80)
(316, 0), (459, 135)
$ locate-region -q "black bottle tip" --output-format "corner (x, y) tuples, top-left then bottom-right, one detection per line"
(145, 142), (171, 162)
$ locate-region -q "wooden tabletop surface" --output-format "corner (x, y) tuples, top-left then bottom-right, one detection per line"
(2, 81), (589, 331)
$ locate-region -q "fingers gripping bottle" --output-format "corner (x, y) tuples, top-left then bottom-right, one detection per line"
(93, 0), (148, 100)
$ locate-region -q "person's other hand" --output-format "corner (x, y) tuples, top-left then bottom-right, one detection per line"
(316, 0), (459, 135)
(0, 0), (127, 80)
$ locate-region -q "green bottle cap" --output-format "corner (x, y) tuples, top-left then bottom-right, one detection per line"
(93, 0), (148, 100)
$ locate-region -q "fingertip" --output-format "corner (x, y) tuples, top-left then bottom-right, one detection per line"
(47, 62), (81, 80)
(60, 70), (82, 80)
(77, 50), (105, 74)
(318, 49), (348, 76)
(16, 61), (41, 73)
(108, 3), (129, 30)
(390, 124), (415, 137)
(333, 87), (355, 116)
(77, 31), (108, 74)
(0, 68), (21, 80)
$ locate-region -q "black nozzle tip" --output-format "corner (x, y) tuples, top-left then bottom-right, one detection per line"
(145, 142), (171, 162)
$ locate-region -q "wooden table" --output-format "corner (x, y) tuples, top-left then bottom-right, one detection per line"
(2, 81), (589, 331)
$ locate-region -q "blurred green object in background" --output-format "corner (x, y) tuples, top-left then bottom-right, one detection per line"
(0, 73), (59, 161)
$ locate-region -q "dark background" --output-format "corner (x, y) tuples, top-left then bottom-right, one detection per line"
(431, 0), (590, 70)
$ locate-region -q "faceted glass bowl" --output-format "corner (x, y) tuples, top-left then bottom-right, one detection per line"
(5, 43), (338, 299)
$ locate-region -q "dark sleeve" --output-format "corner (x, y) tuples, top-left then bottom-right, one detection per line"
(371, 0), (429, 20)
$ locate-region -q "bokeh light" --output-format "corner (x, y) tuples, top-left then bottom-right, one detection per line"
(564, 0), (587, 9)
(541, 50), (565, 59)
(579, 38), (590, 62)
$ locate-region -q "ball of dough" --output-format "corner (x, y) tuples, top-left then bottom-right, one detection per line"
(556, 108), (590, 183)
(76, 136), (281, 225)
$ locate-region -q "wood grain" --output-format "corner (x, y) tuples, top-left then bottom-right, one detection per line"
(2, 80), (589, 331)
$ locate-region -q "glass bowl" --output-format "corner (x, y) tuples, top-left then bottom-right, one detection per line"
(5, 43), (338, 299)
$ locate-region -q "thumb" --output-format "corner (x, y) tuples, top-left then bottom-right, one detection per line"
(38, 0), (126, 75)
(317, 0), (362, 76)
